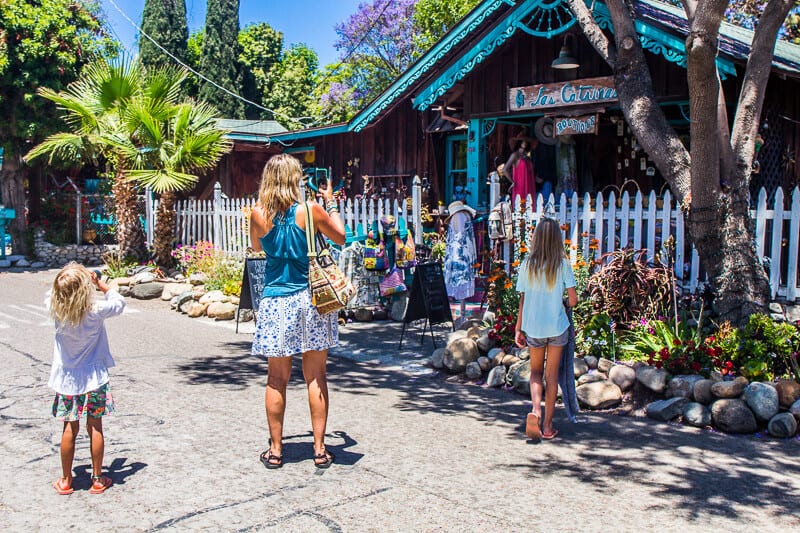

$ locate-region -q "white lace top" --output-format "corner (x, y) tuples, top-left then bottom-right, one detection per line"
(46, 289), (126, 395)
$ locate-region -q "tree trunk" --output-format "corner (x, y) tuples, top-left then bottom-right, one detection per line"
(0, 152), (31, 256)
(154, 190), (177, 268)
(112, 169), (147, 262)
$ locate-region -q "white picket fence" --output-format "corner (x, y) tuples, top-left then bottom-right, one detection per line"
(145, 182), (412, 257)
(511, 186), (800, 302)
(144, 181), (800, 302)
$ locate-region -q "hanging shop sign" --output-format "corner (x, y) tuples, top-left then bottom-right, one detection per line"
(509, 76), (617, 112)
(553, 114), (599, 136)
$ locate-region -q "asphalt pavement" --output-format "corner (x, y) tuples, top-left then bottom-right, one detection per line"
(1, 269), (799, 532)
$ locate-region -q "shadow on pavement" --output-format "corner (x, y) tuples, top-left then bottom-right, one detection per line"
(269, 430), (363, 467)
(74, 457), (147, 489)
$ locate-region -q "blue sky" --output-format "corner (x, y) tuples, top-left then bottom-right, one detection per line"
(100, 0), (364, 67)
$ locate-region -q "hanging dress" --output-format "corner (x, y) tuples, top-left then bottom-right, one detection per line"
(444, 211), (477, 301)
(513, 155), (537, 207)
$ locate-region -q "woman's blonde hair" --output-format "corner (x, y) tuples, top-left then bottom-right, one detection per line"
(525, 217), (566, 289)
(258, 154), (303, 221)
(50, 262), (94, 328)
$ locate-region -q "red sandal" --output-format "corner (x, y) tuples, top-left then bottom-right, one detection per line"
(52, 478), (74, 495)
(525, 413), (541, 440)
(89, 475), (112, 494)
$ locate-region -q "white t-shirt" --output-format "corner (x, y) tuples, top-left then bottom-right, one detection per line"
(46, 289), (126, 395)
(516, 257), (576, 339)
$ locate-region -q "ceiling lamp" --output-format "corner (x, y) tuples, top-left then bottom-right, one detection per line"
(551, 34), (580, 70)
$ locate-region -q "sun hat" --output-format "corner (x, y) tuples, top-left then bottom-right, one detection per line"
(534, 117), (557, 146)
(446, 200), (477, 221)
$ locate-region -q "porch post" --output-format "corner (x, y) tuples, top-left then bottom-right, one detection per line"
(412, 175), (423, 245)
(466, 118), (485, 209)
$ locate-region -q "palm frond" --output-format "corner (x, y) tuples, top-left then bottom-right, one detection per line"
(143, 66), (186, 104)
(24, 133), (93, 165)
(125, 169), (198, 193)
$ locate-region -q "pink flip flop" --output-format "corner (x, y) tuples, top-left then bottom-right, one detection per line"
(541, 429), (559, 440)
(53, 478), (74, 495)
(89, 475), (112, 494)
(525, 413), (541, 440)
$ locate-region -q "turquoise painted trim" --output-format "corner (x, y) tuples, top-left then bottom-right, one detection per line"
(466, 120), (488, 208)
(515, 0), (575, 38)
(225, 133), (273, 143)
(482, 118), (497, 137)
(414, 0), (575, 111)
(269, 124), (349, 142)
(591, 2), (737, 79)
(445, 134), (468, 204)
(350, 0), (515, 132)
(284, 145), (315, 154)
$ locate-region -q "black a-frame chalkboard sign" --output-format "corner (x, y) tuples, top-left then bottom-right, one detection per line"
(399, 261), (453, 349)
(236, 257), (266, 333)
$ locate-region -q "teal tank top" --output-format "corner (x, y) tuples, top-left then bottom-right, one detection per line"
(260, 203), (309, 297)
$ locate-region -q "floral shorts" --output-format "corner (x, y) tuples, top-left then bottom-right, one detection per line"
(52, 383), (114, 421)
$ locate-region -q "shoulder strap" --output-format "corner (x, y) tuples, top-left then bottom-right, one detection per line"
(304, 201), (317, 257)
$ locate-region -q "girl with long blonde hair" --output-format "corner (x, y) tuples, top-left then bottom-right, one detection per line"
(47, 262), (126, 495)
(514, 217), (578, 440)
(249, 153), (346, 469)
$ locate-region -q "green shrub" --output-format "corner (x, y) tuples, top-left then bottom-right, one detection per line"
(576, 313), (617, 360)
(735, 314), (800, 381)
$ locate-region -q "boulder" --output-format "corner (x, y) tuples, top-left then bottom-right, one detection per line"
(785, 304), (800, 323)
(238, 309), (254, 322)
(187, 302), (209, 318)
(507, 360), (531, 395)
(667, 375), (705, 400)
(487, 348), (503, 361)
(597, 358), (614, 374)
(635, 365), (669, 393)
(229, 295), (240, 306)
(188, 272), (207, 285)
(711, 399), (758, 434)
(791, 399), (800, 422)
(207, 301), (236, 320)
(118, 286), (131, 298)
(457, 318), (484, 332)
(502, 354), (521, 367)
(742, 382), (780, 422)
(447, 330), (468, 344)
(692, 379), (715, 405)
(354, 308), (374, 322)
(31, 261), (46, 269)
(573, 358), (589, 378)
(584, 355), (599, 370)
(464, 326), (482, 340)
(192, 286), (206, 300)
(769, 302), (784, 314)
(577, 373), (607, 386)
(113, 276), (132, 287)
(175, 291), (195, 310)
(477, 356), (491, 372)
(0, 260), (10, 268)
(646, 397), (688, 421)
(767, 412), (798, 438)
(775, 379), (800, 408)
(179, 298), (195, 314)
(430, 348), (446, 369)
(199, 290), (228, 305)
(710, 376), (748, 399)
(486, 365), (506, 388)
(133, 271), (157, 284)
(130, 282), (164, 300)
(465, 362), (483, 380)
(576, 381), (622, 410)
(709, 371), (724, 382)
(372, 309), (389, 321)
(683, 402), (711, 427)
(443, 337), (480, 373)
(517, 347), (530, 361)
(476, 334), (493, 354)
(161, 283), (193, 301)
(492, 351), (506, 367)
(609, 365), (636, 392)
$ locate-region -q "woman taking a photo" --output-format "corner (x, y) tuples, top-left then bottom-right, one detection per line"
(249, 154), (345, 469)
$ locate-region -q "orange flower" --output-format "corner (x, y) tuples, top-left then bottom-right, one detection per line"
(564, 239), (571, 246)
(512, 260), (520, 267)
(590, 238), (599, 245)
(560, 224), (569, 230)
(472, 263), (482, 268)
(504, 281), (513, 289)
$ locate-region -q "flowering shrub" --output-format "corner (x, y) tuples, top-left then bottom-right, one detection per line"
(173, 241), (243, 296)
(173, 241), (218, 276)
(486, 260), (519, 350)
(735, 314), (800, 382)
(576, 313), (616, 359)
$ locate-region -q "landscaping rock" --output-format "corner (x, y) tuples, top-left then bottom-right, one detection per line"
(174, 291), (194, 309)
(786, 304), (800, 323)
(507, 360), (531, 395)
(710, 376), (748, 399)
(188, 272), (207, 285)
(683, 402), (711, 427)
(0, 260), (11, 268)
(161, 283), (193, 301)
(577, 373), (606, 386)
(430, 348), (445, 369)
(457, 319), (484, 332)
(775, 379), (800, 408)
(372, 309), (389, 320)
(465, 362), (483, 380)
(711, 399), (758, 434)
(192, 287), (206, 300)
(597, 358), (614, 374)
(709, 371), (723, 382)
(609, 365), (636, 392)
(199, 290), (228, 305)
(486, 365), (506, 388)
(476, 334), (493, 354)
(133, 271), (157, 284)
(112, 276), (132, 287)
(584, 355), (598, 369)
(118, 286), (131, 298)
(576, 381), (622, 410)
(487, 348), (503, 361)
(477, 356), (491, 372)
(646, 397), (687, 421)
(502, 354), (521, 367)
(492, 351), (506, 367)
(15, 258), (30, 268)
(667, 375), (704, 400)
(742, 382), (780, 422)
(692, 380), (715, 405)
(447, 330), (467, 344)
(443, 337), (480, 374)
(354, 308), (374, 322)
(517, 347), (530, 361)
(635, 365), (669, 393)
(187, 302), (209, 318)
(207, 301), (236, 320)
(31, 261), (46, 269)
(179, 299), (195, 314)
(791, 399), (800, 422)
(229, 296), (240, 306)
(238, 309), (254, 322)
(767, 412), (798, 438)
(574, 358), (589, 378)
(130, 282), (164, 300)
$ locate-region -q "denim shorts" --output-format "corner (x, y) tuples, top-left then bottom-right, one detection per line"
(526, 328), (569, 348)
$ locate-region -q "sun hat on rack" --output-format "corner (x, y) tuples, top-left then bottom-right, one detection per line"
(446, 200), (477, 221)
(534, 117), (557, 146)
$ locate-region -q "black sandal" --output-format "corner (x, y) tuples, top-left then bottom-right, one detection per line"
(260, 446), (283, 469)
(313, 448), (335, 469)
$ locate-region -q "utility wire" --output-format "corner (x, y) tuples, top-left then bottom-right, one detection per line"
(106, 0), (321, 128)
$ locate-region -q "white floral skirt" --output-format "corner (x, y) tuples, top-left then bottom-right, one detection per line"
(251, 289), (338, 358)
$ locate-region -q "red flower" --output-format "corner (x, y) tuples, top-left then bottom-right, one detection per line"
(673, 339), (682, 346)
(659, 347), (670, 358)
(691, 361), (702, 372)
(713, 347), (722, 357)
(724, 361), (733, 369)
(655, 361), (663, 369)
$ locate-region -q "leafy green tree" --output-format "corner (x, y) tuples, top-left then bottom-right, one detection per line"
(411, 0), (480, 56)
(263, 44), (319, 130)
(0, 0), (113, 255)
(184, 28), (203, 97)
(239, 22), (283, 119)
(139, 0), (188, 71)
(199, 0), (244, 118)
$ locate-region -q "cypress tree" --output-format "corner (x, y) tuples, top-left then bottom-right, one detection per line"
(199, 0), (244, 118)
(139, 0), (188, 71)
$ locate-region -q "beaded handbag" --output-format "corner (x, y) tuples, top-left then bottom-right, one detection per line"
(305, 202), (355, 315)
